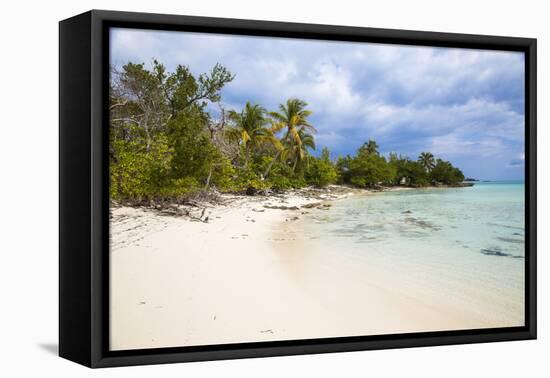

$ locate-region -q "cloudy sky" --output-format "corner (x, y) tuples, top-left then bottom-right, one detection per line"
(110, 28), (525, 181)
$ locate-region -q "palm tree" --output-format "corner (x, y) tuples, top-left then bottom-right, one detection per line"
(227, 102), (276, 167)
(358, 139), (379, 156)
(418, 152), (436, 172)
(268, 98), (316, 174)
(283, 128), (316, 172)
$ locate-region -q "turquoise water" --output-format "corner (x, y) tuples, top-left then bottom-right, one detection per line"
(302, 182), (525, 326)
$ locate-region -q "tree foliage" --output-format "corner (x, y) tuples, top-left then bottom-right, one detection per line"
(346, 147), (395, 188)
(418, 152), (436, 173)
(226, 102), (277, 167)
(305, 147), (338, 187)
(430, 159), (465, 185)
(109, 59), (467, 202)
(269, 99), (317, 173)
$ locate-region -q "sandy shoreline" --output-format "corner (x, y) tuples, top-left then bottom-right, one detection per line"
(109, 185), (513, 351)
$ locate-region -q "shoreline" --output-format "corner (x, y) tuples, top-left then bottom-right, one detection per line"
(110, 182), (474, 216)
(109, 182), (510, 351)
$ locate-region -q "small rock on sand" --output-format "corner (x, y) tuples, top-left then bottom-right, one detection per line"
(264, 205), (299, 210)
(301, 202), (322, 209)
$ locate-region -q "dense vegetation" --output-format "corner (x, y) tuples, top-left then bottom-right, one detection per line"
(110, 60), (465, 202)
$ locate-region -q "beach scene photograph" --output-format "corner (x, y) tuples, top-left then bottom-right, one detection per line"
(108, 28), (525, 351)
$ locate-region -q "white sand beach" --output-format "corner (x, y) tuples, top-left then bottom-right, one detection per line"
(110, 186), (521, 351)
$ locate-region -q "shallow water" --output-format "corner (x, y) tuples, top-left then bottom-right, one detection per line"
(301, 182), (525, 327)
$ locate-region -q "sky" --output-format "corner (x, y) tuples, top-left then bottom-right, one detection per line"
(110, 28), (525, 181)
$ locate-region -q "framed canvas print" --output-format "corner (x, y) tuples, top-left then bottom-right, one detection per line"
(59, 10), (537, 368)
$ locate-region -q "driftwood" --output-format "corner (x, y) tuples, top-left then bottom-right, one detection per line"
(110, 189), (222, 222)
(189, 207), (209, 223)
(158, 204), (209, 222)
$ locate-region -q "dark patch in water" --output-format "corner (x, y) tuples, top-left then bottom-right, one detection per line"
(480, 248), (509, 257)
(403, 217), (440, 231)
(356, 236), (377, 243)
(480, 247), (524, 259)
(353, 223), (369, 231)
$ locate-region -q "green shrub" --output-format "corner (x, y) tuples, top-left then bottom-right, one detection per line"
(109, 137), (173, 201)
(230, 166), (269, 193)
(305, 156), (338, 187)
(157, 177), (201, 198)
(209, 156), (236, 192)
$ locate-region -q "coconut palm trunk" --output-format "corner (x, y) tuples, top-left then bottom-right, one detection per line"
(263, 149), (282, 179)
(244, 143), (250, 168)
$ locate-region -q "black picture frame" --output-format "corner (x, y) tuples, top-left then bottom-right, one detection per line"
(59, 9), (537, 368)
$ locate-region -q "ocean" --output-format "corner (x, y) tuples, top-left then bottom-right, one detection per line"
(301, 181), (525, 328)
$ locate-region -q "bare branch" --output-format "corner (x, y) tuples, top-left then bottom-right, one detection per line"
(111, 117), (141, 125)
(109, 101), (128, 110)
